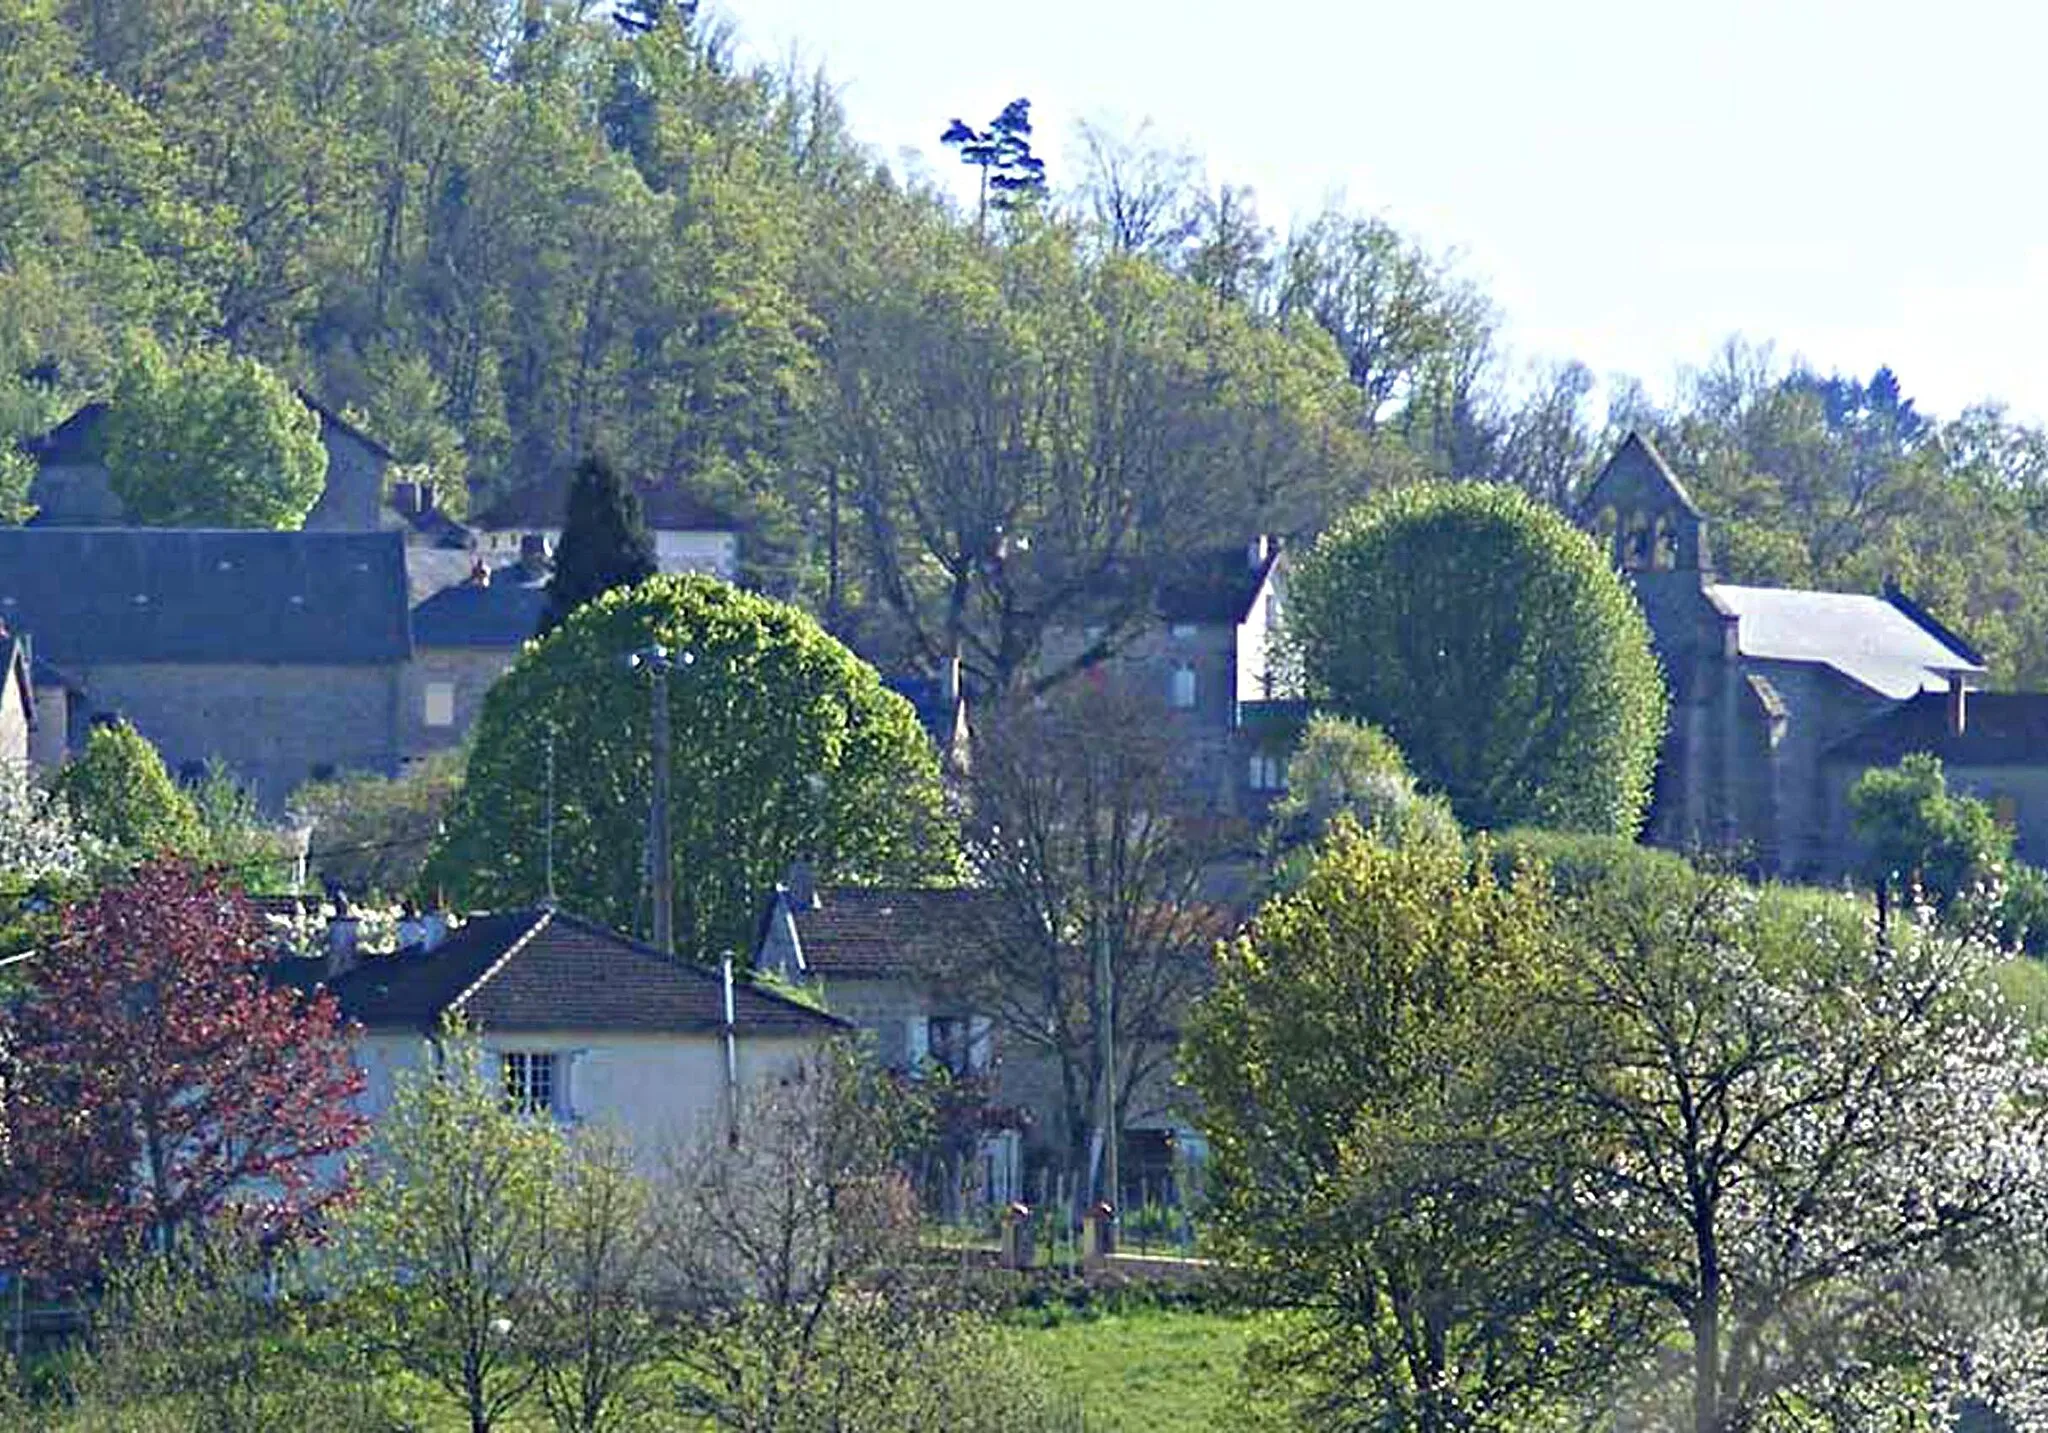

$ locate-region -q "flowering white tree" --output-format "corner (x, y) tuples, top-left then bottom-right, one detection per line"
(1483, 875), (2048, 1432)
(0, 759), (90, 880)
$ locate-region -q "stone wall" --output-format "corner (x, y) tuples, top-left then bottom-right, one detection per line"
(68, 661), (405, 807)
(401, 647), (520, 759)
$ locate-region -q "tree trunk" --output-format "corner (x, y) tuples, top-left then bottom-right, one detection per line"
(1693, 1279), (1721, 1433)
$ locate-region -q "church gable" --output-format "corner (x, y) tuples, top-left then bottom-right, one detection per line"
(1580, 432), (1711, 575)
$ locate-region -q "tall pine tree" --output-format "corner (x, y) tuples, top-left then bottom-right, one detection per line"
(540, 455), (659, 634)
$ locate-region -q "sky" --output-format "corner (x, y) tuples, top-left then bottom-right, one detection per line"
(712, 0), (2048, 424)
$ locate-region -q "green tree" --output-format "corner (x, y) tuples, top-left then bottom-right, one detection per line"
(101, 336), (327, 528)
(1474, 862), (2047, 1431)
(57, 720), (201, 860)
(941, 98), (1047, 234)
(540, 454), (658, 635)
(425, 574), (956, 959)
(1184, 819), (1603, 1431)
(186, 759), (294, 894)
(821, 218), (1360, 693)
(1849, 752), (2010, 913)
(287, 749), (464, 898)
(528, 1129), (664, 1433)
(1286, 481), (1667, 835)
(70, 1236), (400, 1433)
(1267, 714), (1460, 858)
(345, 1021), (564, 1433)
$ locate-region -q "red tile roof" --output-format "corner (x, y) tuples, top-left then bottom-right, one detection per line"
(291, 908), (844, 1036)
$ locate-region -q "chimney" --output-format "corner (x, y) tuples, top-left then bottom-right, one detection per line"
(783, 859), (818, 911)
(1248, 534), (1272, 572)
(325, 911), (361, 978)
(1949, 677), (1969, 737)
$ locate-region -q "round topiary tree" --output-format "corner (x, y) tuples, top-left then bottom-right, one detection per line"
(102, 337), (328, 529)
(424, 574), (958, 960)
(1285, 482), (1667, 836)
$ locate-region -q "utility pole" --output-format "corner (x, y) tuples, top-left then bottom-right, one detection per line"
(543, 730), (556, 906)
(1095, 918), (1118, 1218)
(649, 658), (672, 956)
(629, 645), (693, 956)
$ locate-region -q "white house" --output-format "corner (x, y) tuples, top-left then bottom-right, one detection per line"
(470, 476), (743, 581)
(290, 906), (846, 1166)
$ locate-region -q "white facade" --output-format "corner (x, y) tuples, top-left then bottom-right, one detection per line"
(477, 528), (741, 583)
(354, 1027), (826, 1171)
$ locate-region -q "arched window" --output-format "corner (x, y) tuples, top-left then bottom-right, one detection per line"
(1622, 512), (1652, 570)
(1652, 515), (1677, 570)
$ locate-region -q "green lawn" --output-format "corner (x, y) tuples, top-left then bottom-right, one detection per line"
(1009, 1308), (1262, 1433)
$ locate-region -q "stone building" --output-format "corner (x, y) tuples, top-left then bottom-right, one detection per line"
(1040, 539), (1295, 815)
(1581, 434), (1989, 878)
(22, 395), (395, 530)
(0, 529), (413, 806)
(403, 544), (549, 761)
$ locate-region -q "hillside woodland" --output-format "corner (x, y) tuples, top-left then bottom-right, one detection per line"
(12, 0), (2048, 685)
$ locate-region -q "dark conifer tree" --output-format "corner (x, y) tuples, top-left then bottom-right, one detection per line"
(540, 454), (659, 634)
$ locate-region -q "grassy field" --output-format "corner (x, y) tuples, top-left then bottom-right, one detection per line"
(1009, 1307), (1262, 1433)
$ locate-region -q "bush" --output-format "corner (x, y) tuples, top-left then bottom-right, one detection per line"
(1488, 827), (1695, 897)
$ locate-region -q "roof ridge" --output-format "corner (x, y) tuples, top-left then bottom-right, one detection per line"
(449, 908), (553, 1018)
(545, 908), (847, 1029)
(1882, 581), (1987, 670)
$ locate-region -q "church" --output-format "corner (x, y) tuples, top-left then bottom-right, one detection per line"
(1579, 434), (2048, 879)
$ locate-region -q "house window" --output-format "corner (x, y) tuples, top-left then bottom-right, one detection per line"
(1169, 662), (1197, 710)
(424, 681), (456, 728)
(1248, 752), (1286, 792)
(1995, 794), (2020, 831)
(502, 1051), (556, 1115)
(929, 1015), (991, 1076)
(1169, 622), (1198, 641)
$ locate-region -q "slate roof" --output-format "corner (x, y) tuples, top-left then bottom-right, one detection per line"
(1706, 584), (1985, 700)
(22, 394), (394, 465)
(297, 907), (846, 1036)
(1826, 691), (2048, 768)
(1155, 544), (1280, 625)
(779, 887), (1011, 979)
(19, 402), (107, 464)
(411, 571), (547, 648)
(474, 475), (742, 533)
(0, 529), (412, 666)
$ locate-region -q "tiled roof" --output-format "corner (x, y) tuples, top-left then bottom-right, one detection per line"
(784, 887), (1010, 978)
(0, 529), (411, 666)
(302, 907), (844, 1036)
(473, 476), (742, 533)
(1827, 691), (2048, 768)
(1708, 584), (1984, 700)
(411, 572), (546, 648)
